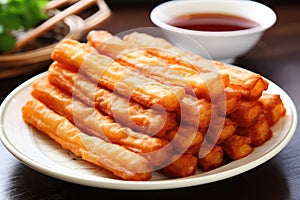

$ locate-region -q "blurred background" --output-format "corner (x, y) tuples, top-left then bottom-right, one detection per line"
(104, 0), (300, 7)
(0, 1), (300, 199)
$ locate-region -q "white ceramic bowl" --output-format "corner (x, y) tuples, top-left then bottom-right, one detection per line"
(150, 0), (277, 63)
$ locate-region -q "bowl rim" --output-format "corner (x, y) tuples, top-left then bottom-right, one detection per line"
(150, 0), (277, 37)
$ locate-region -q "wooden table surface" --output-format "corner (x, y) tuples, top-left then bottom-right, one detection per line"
(0, 1), (300, 199)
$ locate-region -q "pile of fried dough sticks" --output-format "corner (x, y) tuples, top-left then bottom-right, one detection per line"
(22, 30), (286, 181)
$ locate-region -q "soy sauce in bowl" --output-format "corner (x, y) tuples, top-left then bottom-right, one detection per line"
(167, 13), (261, 32)
(150, 0), (277, 62)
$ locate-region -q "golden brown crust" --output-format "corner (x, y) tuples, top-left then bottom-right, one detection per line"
(22, 99), (152, 181)
(159, 154), (198, 178)
(228, 99), (264, 127)
(87, 30), (229, 100)
(21, 30), (287, 180)
(214, 62), (269, 100)
(176, 95), (212, 129)
(198, 145), (224, 171)
(222, 135), (253, 160)
(47, 62), (177, 138)
(51, 38), (185, 111)
(237, 114), (273, 147)
(31, 77), (169, 156)
(120, 31), (269, 101)
(164, 125), (204, 155)
(259, 93), (286, 126)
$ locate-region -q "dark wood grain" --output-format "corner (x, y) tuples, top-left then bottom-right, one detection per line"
(1, 2), (299, 200)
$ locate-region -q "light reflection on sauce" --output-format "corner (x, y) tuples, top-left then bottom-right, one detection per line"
(167, 13), (261, 32)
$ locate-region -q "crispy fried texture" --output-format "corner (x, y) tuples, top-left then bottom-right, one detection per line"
(22, 30), (288, 180)
(116, 50), (228, 100)
(121, 31), (269, 101)
(87, 30), (127, 58)
(121, 31), (215, 72)
(237, 114), (273, 147)
(164, 125), (204, 155)
(159, 154), (198, 178)
(228, 99), (264, 127)
(214, 62), (269, 100)
(31, 77), (169, 156)
(47, 62), (177, 138)
(198, 145), (224, 171)
(222, 135), (253, 160)
(259, 93), (286, 126)
(51, 38), (185, 111)
(176, 95), (212, 129)
(22, 99), (152, 181)
(223, 86), (242, 114)
(205, 118), (237, 144)
(87, 30), (229, 100)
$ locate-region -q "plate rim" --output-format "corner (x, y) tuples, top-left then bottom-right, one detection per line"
(0, 70), (298, 190)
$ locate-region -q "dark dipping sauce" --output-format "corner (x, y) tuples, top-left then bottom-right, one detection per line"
(167, 13), (261, 32)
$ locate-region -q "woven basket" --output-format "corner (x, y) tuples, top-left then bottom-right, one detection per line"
(0, 0), (111, 79)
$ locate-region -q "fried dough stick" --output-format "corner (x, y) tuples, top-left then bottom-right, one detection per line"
(228, 99), (264, 127)
(117, 50), (226, 100)
(221, 134), (253, 160)
(259, 93), (286, 126)
(121, 31), (268, 100)
(87, 31), (242, 114)
(47, 62), (177, 138)
(176, 92), (240, 129)
(51, 38), (185, 112)
(22, 99), (152, 181)
(214, 62), (269, 100)
(237, 113), (272, 147)
(121, 31), (216, 72)
(198, 144), (224, 171)
(176, 95), (212, 129)
(119, 51), (229, 100)
(164, 125), (204, 155)
(32, 77), (201, 175)
(87, 30), (229, 100)
(159, 154), (198, 178)
(31, 77), (169, 157)
(204, 118), (237, 145)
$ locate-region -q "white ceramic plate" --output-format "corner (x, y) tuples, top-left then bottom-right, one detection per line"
(0, 71), (297, 190)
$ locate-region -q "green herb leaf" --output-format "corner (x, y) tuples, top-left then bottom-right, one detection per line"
(0, 0), (49, 53)
(0, 32), (16, 52)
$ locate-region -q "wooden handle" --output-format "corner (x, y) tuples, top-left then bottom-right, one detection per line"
(12, 0), (111, 52)
(83, 0), (112, 32)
